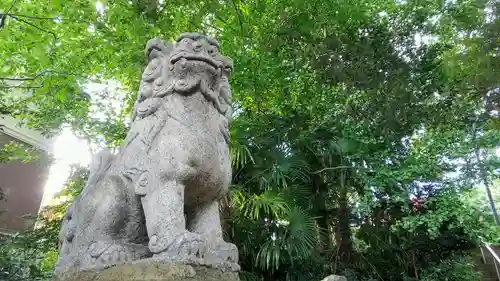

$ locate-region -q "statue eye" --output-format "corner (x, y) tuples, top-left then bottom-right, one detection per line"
(148, 49), (162, 61)
(181, 38), (191, 44)
(208, 46), (219, 57)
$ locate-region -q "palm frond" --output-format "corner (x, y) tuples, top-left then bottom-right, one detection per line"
(243, 189), (289, 220)
(229, 185), (247, 209)
(285, 207), (318, 259)
(270, 164), (289, 189)
(287, 157), (312, 182)
(256, 238), (286, 271)
(281, 184), (313, 209)
(230, 137), (255, 169)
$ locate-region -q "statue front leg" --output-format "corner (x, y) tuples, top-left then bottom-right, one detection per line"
(187, 201), (239, 269)
(186, 201), (223, 242)
(141, 178), (206, 262)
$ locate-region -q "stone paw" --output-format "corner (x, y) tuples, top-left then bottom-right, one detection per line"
(151, 232), (208, 263)
(99, 247), (130, 264)
(89, 242), (131, 266)
(88, 241), (150, 267)
(209, 239), (239, 263)
(201, 239), (240, 271)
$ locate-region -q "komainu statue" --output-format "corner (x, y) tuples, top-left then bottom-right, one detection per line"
(54, 33), (238, 276)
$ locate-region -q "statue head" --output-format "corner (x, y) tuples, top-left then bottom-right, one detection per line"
(138, 33), (233, 117)
(169, 33), (233, 93)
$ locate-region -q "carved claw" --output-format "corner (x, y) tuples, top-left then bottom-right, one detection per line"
(152, 232), (208, 263)
(209, 239), (239, 264)
(98, 247), (130, 264)
(89, 241), (151, 267)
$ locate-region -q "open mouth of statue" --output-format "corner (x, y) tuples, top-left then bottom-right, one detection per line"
(170, 53), (221, 70)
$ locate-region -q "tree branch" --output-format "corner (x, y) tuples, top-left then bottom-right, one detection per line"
(0, 0), (18, 29)
(311, 166), (358, 174)
(0, 71), (49, 81)
(2, 12), (92, 25)
(8, 14), (58, 42)
(231, 0), (244, 31)
(0, 77), (35, 81)
(157, 3), (168, 17)
(215, 14), (228, 24)
(0, 15), (5, 29)
(0, 70), (83, 81)
(0, 85), (42, 89)
(2, 13), (59, 20)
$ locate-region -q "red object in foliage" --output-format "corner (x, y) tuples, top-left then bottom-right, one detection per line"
(411, 197), (426, 212)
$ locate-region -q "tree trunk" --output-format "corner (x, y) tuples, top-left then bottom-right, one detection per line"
(335, 184), (353, 264)
(318, 192), (333, 251)
(313, 174), (333, 251)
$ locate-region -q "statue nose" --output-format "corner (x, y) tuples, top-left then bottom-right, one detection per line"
(179, 57), (187, 67)
(193, 43), (203, 52)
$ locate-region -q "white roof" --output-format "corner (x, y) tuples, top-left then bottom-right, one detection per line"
(0, 114), (54, 153)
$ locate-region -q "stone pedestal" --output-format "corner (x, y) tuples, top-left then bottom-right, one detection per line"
(52, 263), (239, 281)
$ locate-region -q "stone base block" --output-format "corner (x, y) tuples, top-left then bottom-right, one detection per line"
(52, 263), (239, 281)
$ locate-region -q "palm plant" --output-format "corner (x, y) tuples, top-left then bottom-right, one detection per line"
(226, 114), (318, 278)
(225, 112), (360, 280)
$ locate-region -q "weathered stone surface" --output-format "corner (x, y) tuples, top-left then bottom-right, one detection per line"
(321, 275), (348, 281)
(52, 263), (239, 281)
(54, 32), (238, 276)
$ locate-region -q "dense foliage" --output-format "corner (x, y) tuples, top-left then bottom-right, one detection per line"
(0, 0), (499, 280)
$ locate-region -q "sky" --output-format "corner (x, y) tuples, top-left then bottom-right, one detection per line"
(39, 128), (91, 208)
(39, 79), (126, 207)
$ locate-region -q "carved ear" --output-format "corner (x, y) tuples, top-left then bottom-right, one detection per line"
(220, 56), (234, 77)
(144, 38), (173, 61)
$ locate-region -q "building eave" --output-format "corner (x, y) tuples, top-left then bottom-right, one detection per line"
(0, 115), (54, 153)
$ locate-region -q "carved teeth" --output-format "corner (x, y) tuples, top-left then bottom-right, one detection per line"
(170, 53), (220, 69)
(154, 79), (163, 86)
